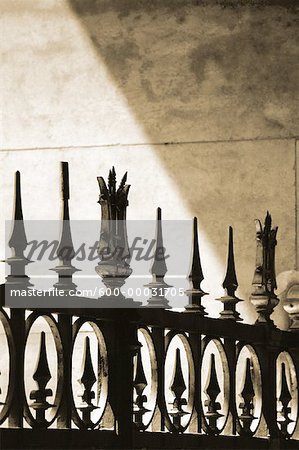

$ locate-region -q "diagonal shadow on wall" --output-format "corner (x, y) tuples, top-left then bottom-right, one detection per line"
(67, 0), (298, 327)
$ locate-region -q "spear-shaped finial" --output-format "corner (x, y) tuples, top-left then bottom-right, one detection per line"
(189, 217), (204, 288)
(134, 348), (148, 394)
(277, 363), (293, 436)
(61, 161), (70, 202)
(169, 348), (188, 430)
(150, 207), (167, 279)
(29, 332), (54, 424)
(80, 337), (97, 399)
(9, 171), (26, 249)
(133, 346), (149, 429)
(241, 359), (255, 404)
(78, 336), (98, 425)
(217, 226), (243, 321)
(204, 353), (223, 434)
(33, 332), (52, 388)
(170, 348), (186, 400)
(146, 207), (171, 308)
(223, 226), (238, 296)
(51, 162), (79, 292)
(4, 171), (33, 290)
(238, 358), (256, 434)
(185, 217), (207, 314)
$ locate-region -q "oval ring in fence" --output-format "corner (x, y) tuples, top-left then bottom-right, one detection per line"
(24, 313), (63, 428)
(235, 344), (262, 436)
(0, 309), (15, 425)
(71, 320), (109, 429)
(201, 337), (230, 435)
(133, 327), (158, 431)
(276, 351), (298, 438)
(164, 332), (195, 433)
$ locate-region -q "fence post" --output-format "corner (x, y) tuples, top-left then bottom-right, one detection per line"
(110, 311), (139, 448)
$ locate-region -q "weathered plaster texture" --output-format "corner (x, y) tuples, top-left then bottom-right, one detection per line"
(1, 0), (298, 148)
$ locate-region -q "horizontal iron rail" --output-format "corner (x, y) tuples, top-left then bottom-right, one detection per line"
(9, 303), (299, 349)
(1, 428), (298, 450)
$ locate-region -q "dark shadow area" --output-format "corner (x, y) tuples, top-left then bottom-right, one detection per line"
(68, 0), (298, 143)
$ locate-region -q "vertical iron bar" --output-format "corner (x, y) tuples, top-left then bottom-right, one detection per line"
(151, 326), (166, 432)
(57, 314), (72, 428)
(224, 337), (237, 435)
(111, 314), (137, 448)
(8, 309), (25, 427)
(189, 331), (202, 434)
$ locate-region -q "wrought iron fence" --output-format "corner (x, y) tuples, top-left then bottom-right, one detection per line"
(0, 163), (298, 449)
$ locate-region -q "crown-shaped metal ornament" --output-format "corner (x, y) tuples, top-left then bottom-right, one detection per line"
(96, 168), (141, 307)
(250, 212), (279, 326)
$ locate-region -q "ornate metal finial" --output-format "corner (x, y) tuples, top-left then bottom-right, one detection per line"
(204, 353), (223, 434)
(169, 348), (188, 430)
(250, 212), (279, 326)
(283, 277), (299, 332)
(96, 168), (139, 306)
(133, 346), (149, 429)
(78, 336), (98, 425)
(185, 217), (207, 314)
(217, 226), (243, 321)
(29, 332), (54, 424)
(277, 362), (293, 436)
(51, 162), (79, 292)
(5, 171), (33, 290)
(146, 207), (171, 308)
(238, 358), (256, 434)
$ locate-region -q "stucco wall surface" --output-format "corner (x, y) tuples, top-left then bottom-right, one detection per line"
(1, 0), (298, 148)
